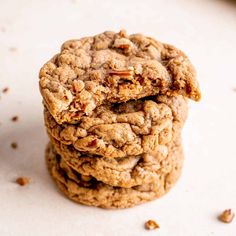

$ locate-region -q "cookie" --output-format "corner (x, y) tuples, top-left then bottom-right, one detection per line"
(49, 131), (181, 188)
(46, 142), (184, 209)
(44, 95), (188, 158)
(48, 96), (184, 189)
(39, 30), (200, 124)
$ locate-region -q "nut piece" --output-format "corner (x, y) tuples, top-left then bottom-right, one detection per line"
(11, 142), (18, 149)
(11, 116), (19, 122)
(16, 177), (30, 186)
(113, 38), (133, 51)
(145, 220), (160, 230)
(218, 209), (235, 223)
(2, 87), (9, 93)
(108, 68), (134, 79)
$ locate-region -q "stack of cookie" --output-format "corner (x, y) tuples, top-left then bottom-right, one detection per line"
(39, 30), (201, 209)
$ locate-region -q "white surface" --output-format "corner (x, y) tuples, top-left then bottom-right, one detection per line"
(0, 0), (236, 235)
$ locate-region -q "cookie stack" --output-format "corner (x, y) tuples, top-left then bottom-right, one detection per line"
(39, 30), (200, 209)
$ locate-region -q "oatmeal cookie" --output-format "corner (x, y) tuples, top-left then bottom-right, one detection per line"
(39, 30), (200, 124)
(49, 132), (181, 188)
(44, 95), (187, 158)
(46, 142), (183, 209)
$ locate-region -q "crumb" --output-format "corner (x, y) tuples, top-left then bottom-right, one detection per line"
(218, 209), (235, 223)
(145, 220), (160, 230)
(233, 88), (236, 92)
(9, 47), (17, 52)
(0, 27), (6, 32)
(11, 142), (18, 149)
(16, 177), (30, 186)
(2, 87), (9, 93)
(11, 116), (19, 122)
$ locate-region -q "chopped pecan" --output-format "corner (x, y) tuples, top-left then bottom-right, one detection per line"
(11, 142), (18, 149)
(79, 104), (86, 112)
(2, 87), (9, 93)
(145, 219), (160, 230)
(108, 68), (134, 79)
(113, 38), (132, 51)
(117, 44), (130, 50)
(219, 209), (235, 223)
(137, 76), (145, 85)
(16, 177), (30, 186)
(11, 116), (19, 122)
(87, 139), (97, 147)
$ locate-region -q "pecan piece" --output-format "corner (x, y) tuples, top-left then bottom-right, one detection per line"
(87, 139), (97, 147)
(2, 87), (9, 93)
(218, 209), (235, 223)
(145, 220), (160, 230)
(11, 142), (18, 149)
(113, 38), (132, 51)
(11, 116), (19, 122)
(108, 68), (134, 79)
(16, 177), (30, 186)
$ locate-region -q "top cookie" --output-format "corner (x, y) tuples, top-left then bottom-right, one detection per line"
(39, 30), (200, 124)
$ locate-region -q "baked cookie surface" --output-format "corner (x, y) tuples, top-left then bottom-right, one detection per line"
(50, 132), (181, 188)
(46, 142), (184, 209)
(39, 30), (200, 124)
(44, 95), (188, 158)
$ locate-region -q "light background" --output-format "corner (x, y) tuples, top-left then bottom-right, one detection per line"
(0, 0), (236, 235)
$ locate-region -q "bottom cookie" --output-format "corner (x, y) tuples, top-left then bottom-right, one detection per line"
(46, 143), (184, 209)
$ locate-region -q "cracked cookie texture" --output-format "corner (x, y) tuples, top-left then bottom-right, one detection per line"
(45, 95), (186, 188)
(49, 131), (181, 189)
(39, 30), (200, 124)
(46, 142), (183, 209)
(40, 30), (201, 209)
(44, 95), (187, 158)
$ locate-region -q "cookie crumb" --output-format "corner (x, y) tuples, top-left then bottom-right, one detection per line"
(145, 220), (160, 230)
(16, 177), (30, 186)
(11, 142), (18, 149)
(11, 116), (19, 122)
(2, 87), (9, 93)
(9, 47), (17, 52)
(0, 27), (6, 32)
(233, 88), (236, 92)
(219, 209), (235, 223)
